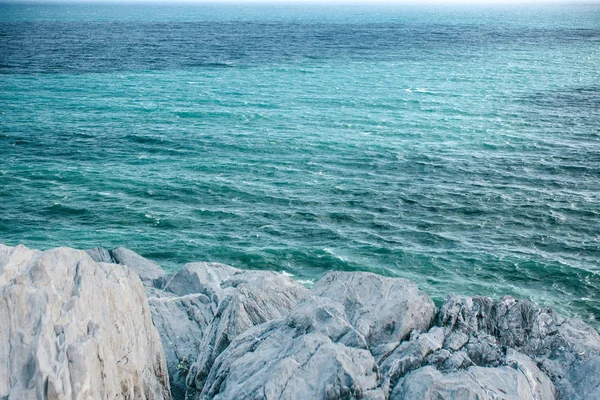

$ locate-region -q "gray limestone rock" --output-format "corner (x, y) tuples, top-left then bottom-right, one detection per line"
(311, 271), (436, 350)
(85, 246), (113, 263)
(462, 334), (504, 367)
(391, 364), (553, 400)
(146, 262), (251, 400)
(186, 270), (309, 398)
(109, 247), (166, 286)
(148, 290), (217, 400)
(562, 356), (600, 400)
(198, 296), (384, 400)
(86, 246), (168, 288)
(4, 243), (599, 400)
(445, 330), (470, 351)
(433, 294), (600, 400)
(0, 244), (171, 400)
(163, 262), (240, 299)
(505, 349), (556, 400)
(188, 271), (437, 400)
(378, 327), (445, 393)
(0, 243), (41, 286)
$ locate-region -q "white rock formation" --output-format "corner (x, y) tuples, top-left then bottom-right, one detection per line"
(0, 244), (171, 400)
(3, 244), (600, 400)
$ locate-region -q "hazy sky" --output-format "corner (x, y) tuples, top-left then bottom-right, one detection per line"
(4, 0), (594, 3)
(2, 0), (597, 6)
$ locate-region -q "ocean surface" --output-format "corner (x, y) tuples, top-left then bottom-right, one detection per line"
(1, 3), (599, 326)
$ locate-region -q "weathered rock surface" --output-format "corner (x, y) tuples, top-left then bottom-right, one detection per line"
(144, 261), (309, 399)
(146, 262), (239, 400)
(85, 246), (166, 287)
(424, 295), (600, 400)
(163, 262), (240, 299)
(185, 270), (309, 399)
(3, 244), (600, 400)
(312, 271), (436, 351)
(73, 256), (227, 399)
(185, 272), (599, 400)
(391, 362), (552, 400)
(199, 296), (384, 400)
(147, 291), (215, 400)
(110, 247), (167, 286)
(85, 246), (113, 263)
(380, 294), (600, 400)
(378, 327), (446, 393)
(83, 243), (190, 394)
(192, 271), (436, 400)
(0, 244), (171, 400)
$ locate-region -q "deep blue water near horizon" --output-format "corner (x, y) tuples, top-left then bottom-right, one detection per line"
(1, 3), (599, 326)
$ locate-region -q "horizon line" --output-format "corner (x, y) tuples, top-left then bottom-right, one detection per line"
(2, 0), (599, 4)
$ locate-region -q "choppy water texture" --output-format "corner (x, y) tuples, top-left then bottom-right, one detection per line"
(1, 3), (599, 326)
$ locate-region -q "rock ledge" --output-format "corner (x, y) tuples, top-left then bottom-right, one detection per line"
(2, 244), (599, 400)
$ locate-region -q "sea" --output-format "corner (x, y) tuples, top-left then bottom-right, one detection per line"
(1, 2), (599, 326)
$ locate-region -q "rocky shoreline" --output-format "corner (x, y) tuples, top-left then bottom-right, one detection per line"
(1, 244), (599, 400)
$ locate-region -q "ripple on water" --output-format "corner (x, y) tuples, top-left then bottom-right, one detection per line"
(0, 3), (599, 327)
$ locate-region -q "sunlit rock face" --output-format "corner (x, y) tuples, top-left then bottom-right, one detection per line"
(2, 244), (599, 400)
(146, 261), (309, 400)
(185, 271), (436, 400)
(0, 244), (171, 400)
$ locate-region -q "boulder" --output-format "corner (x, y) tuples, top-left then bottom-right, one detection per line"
(85, 246), (113, 263)
(163, 262), (240, 299)
(186, 270), (309, 399)
(378, 327), (445, 393)
(148, 262), (309, 399)
(109, 247), (166, 286)
(311, 271), (436, 351)
(199, 296), (385, 400)
(148, 262), (246, 400)
(0, 243), (40, 286)
(148, 291), (216, 400)
(391, 363), (553, 400)
(85, 246), (167, 288)
(189, 271), (437, 399)
(0, 244), (171, 400)
(505, 349), (556, 400)
(426, 295), (600, 400)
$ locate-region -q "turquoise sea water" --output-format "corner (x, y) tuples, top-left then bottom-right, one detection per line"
(1, 3), (599, 325)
